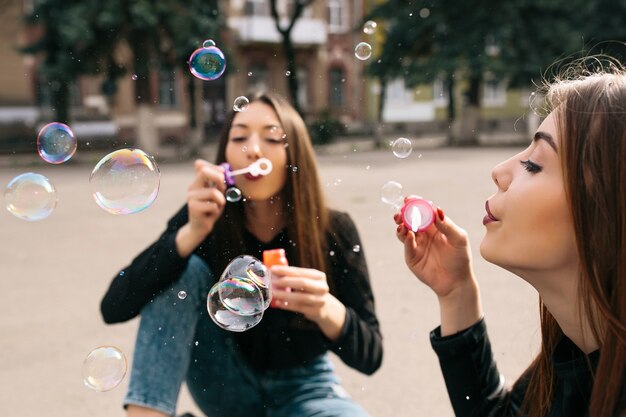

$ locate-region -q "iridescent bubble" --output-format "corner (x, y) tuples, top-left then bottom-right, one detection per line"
(233, 96), (249, 112)
(220, 255), (271, 311)
(82, 346), (127, 392)
(363, 20), (377, 35)
(202, 39), (216, 48)
(131, 74), (138, 81)
(178, 290), (187, 300)
(37, 122), (77, 164)
(225, 187), (242, 203)
(4, 172), (58, 221)
(188, 45), (226, 81)
(90, 148), (160, 215)
(355, 42), (372, 61)
(207, 280), (263, 332)
(381, 180), (403, 208)
(392, 137), (413, 158)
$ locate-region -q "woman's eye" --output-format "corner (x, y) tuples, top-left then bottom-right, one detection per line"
(520, 159), (542, 173)
(266, 138), (284, 144)
(230, 137), (246, 142)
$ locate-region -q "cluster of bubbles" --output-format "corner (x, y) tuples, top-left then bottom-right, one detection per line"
(207, 255), (272, 332)
(188, 39), (226, 81)
(355, 20), (376, 61)
(82, 346), (127, 392)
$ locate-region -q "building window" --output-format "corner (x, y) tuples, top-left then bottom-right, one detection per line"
(433, 77), (449, 107)
(297, 68), (308, 111)
(286, 0), (313, 18)
(329, 67), (345, 107)
(328, 0), (347, 33)
(244, 0), (269, 16)
(483, 75), (507, 107)
(159, 69), (177, 107)
(248, 63), (268, 92)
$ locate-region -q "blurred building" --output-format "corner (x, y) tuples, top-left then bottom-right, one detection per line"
(0, 0), (373, 154)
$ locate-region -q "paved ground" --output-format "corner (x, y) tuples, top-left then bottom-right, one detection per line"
(0, 141), (540, 416)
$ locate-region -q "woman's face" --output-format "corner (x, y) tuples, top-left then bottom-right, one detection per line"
(480, 111), (578, 276)
(225, 101), (288, 201)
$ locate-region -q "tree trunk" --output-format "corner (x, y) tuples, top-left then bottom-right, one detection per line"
(282, 35), (302, 116)
(451, 76), (481, 146)
(51, 79), (70, 124)
(374, 77), (387, 148)
(130, 33), (159, 155)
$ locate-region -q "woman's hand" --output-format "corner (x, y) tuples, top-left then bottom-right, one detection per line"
(175, 160), (227, 258)
(270, 265), (346, 341)
(394, 200), (483, 335)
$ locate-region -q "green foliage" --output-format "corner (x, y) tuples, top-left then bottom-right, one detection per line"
(308, 111), (344, 145)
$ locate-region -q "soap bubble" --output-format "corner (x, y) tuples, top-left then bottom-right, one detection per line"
(131, 74), (138, 81)
(188, 45), (226, 81)
(82, 346), (127, 392)
(37, 122), (77, 164)
(363, 20), (377, 35)
(353, 244), (361, 253)
(233, 96), (249, 112)
(207, 281), (264, 332)
(90, 148), (160, 215)
(392, 137), (412, 158)
(4, 172), (58, 221)
(225, 187), (242, 203)
(381, 181), (403, 209)
(220, 255), (271, 311)
(202, 39), (216, 48)
(355, 42), (372, 60)
(178, 290), (187, 300)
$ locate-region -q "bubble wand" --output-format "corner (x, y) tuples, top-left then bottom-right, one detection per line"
(219, 158), (273, 202)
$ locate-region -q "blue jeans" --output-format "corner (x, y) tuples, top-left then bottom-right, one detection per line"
(125, 255), (370, 417)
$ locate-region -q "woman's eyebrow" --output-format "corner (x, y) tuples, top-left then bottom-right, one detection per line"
(534, 131), (557, 152)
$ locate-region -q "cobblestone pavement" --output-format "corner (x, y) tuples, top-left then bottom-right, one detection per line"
(0, 143), (539, 417)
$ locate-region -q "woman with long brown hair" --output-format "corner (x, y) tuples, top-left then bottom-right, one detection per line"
(394, 62), (625, 416)
(101, 92), (382, 417)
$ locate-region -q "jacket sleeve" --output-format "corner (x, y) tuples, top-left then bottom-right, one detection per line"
(100, 205), (193, 323)
(326, 211), (383, 375)
(430, 318), (528, 417)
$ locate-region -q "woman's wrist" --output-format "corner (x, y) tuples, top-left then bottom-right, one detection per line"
(314, 295), (347, 342)
(437, 278), (483, 336)
(175, 223), (206, 258)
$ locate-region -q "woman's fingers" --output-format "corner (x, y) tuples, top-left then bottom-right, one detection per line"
(433, 212), (468, 247)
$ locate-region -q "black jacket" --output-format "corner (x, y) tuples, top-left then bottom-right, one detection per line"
(430, 319), (599, 417)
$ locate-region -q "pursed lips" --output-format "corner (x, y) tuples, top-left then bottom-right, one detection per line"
(483, 201), (499, 225)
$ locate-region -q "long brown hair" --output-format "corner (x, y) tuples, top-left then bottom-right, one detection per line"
(520, 60), (626, 417)
(211, 91), (329, 276)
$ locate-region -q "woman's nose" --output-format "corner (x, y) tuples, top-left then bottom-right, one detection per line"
(246, 135), (263, 160)
(491, 157), (513, 191)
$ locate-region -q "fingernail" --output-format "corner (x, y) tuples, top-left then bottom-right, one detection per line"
(437, 207), (445, 221)
(396, 225), (401, 233)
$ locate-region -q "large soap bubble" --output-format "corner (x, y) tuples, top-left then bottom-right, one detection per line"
(90, 148), (160, 215)
(4, 172), (58, 221)
(82, 346), (127, 392)
(188, 42), (226, 81)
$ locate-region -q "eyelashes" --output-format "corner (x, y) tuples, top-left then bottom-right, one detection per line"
(520, 159), (542, 173)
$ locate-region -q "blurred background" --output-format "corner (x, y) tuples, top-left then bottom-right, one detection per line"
(1, 0), (625, 159)
(0, 1), (625, 416)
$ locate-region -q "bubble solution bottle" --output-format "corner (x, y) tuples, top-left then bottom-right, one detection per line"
(400, 196), (436, 233)
(263, 249), (290, 308)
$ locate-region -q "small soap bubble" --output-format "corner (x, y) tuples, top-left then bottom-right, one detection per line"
(353, 244), (361, 253)
(90, 148), (160, 215)
(82, 346), (127, 392)
(233, 96), (249, 112)
(178, 290), (187, 300)
(4, 172), (58, 221)
(285, 70), (291, 76)
(329, 250), (335, 256)
(202, 39), (216, 48)
(225, 187), (242, 203)
(247, 71), (253, 77)
(381, 181), (403, 208)
(131, 74), (138, 81)
(37, 122), (77, 164)
(392, 137), (413, 158)
(419, 8), (431, 18)
(355, 42), (372, 60)
(188, 45), (226, 81)
(363, 20), (377, 35)
(292, 166), (298, 173)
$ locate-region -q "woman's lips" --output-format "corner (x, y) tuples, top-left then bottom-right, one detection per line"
(483, 201), (499, 225)
(244, 173), (262, 181)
